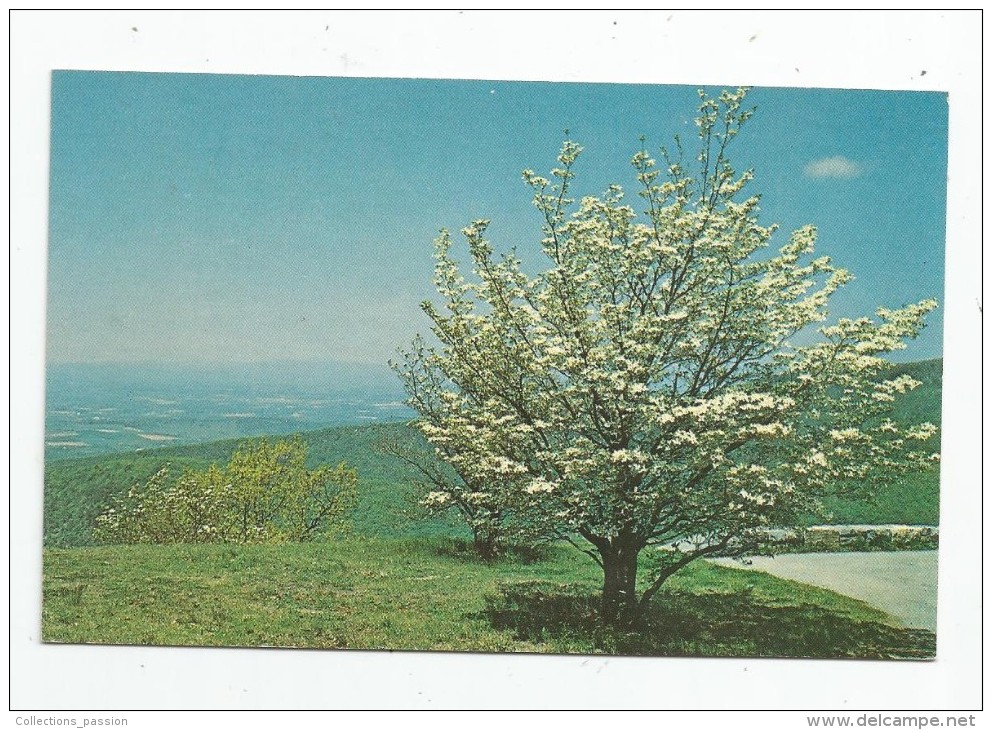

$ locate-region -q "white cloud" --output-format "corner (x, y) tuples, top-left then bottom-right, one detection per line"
(803, 156), (864, 179)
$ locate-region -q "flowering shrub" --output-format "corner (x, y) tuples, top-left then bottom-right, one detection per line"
(379, 428), (545, 559)
(395, 88), (939, 625)
(94, 438), (357, 544)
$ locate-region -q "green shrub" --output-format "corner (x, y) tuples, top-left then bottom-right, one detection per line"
(93, 438), (356, 544)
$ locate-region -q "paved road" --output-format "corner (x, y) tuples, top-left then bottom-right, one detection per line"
(710, 551), (938, 631)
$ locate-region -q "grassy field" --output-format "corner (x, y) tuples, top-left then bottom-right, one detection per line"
(43, 537), (934, 658)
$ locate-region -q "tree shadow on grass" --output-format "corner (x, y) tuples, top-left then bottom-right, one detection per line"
(431, 537), (550, 565)
(483, 581), (935, 659)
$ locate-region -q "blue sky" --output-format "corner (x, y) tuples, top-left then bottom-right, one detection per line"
(47, 72), (947, 368)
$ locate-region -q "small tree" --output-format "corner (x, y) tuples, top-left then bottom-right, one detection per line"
(377, 425), (506, 558)
(95, 438), (357, 544)
(223, 438), (357, 542)
(396, 88), (939, 625)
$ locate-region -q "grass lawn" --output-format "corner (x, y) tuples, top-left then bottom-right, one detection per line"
(43, 537), (934, 659)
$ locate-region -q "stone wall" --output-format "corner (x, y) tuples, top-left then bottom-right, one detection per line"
(667, 524), (939, 553)
(767, 524), (939, 552)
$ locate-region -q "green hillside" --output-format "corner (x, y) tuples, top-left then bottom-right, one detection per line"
(44, 422), (462, 548)
(819, 358), (942, 525)
(43, 359), (942, 548)
(886, 358), (943, 427)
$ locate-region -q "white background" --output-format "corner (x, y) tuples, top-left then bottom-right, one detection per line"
(7, 9), (984, 718)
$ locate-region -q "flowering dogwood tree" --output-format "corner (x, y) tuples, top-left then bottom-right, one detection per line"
(396, 88), (939, 625)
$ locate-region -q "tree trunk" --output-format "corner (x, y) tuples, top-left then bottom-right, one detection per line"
(600, 544), (641, 627)
(472, 525), (500, 561)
